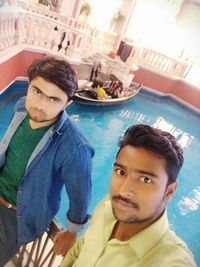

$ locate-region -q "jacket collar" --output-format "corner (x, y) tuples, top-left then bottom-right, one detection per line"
(51, 109), (69, 136)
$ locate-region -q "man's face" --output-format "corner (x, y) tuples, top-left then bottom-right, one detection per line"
(25, 77), (69, 125)
(110, 145), (176, 225)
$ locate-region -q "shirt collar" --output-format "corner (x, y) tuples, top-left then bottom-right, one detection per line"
(104, 199), (169, 260)
(128, 210), (169, 259)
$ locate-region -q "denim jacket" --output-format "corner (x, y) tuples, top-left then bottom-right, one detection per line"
(0, 97), (94, 244)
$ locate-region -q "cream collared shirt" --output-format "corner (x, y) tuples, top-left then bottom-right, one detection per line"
(61, 196), (197, 267)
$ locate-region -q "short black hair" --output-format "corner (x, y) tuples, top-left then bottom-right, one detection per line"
(117, 124), (184, 184)
(28, 56), (78, 100)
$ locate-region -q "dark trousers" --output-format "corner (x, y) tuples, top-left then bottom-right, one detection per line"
(0, 204), (20, 267)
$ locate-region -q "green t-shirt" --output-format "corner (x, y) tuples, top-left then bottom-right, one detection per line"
(0, 116), (50, 206)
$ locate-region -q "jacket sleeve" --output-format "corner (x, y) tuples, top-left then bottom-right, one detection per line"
(60, 142), (94, 227)
(60, 237), (84, 267)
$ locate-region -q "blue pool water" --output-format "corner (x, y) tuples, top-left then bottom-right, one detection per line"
(1, 81), (200, 265)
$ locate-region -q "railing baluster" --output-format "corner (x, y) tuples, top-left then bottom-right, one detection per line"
(12, 219), (64, 266)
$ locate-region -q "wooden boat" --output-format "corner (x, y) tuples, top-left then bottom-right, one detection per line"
(73, 83), (142, 106)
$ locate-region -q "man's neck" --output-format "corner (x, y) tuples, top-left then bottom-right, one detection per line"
(110, 217), (158, 241)
(110, 221), (142, 241)
(29, 118), (57, 129)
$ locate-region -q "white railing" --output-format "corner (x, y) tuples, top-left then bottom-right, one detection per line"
(0, 9), (118, 63)
(0, 1), (191, 79)
(12, 219), (64, 267)
(0, 0), (117, 59)
(18, 0), (69, 23)
(18, 0), (118, 53)
(127, 46), (190, 78)
(0, 11), (88, 61)
(0, 13), (17, 50)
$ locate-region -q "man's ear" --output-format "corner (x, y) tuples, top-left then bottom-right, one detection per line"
(165, 181), (177, 202)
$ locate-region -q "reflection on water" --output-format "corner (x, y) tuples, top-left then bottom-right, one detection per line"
(67, 95), (200, 265)
(153, 117), (194, 148)
(110, 107), (195, 149)
(1, 82), (200, 265)
(118, 109), (146, 123)
(178, 187), (200, 215)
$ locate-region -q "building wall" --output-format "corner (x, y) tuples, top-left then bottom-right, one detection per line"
(0, 51), (46, 94)
(134, 66), (200, 110)
(60, 0), (78, 17)
(177, 1), (200, 59)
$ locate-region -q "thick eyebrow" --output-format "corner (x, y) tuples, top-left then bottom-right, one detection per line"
(113, 162), (158, 178)
(32, 85), (42, 93)
(32, 85), (61, 101)
(114, 162), (126, 169)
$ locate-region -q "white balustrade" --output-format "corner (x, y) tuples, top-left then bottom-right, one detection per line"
(128, 46), (189, 78)
(17, 0), (118, 57)
(45, 25), (56, 50)
(15, 14), (26, 44)
(25, 14), (35, 45)
(0, 13), (17, 51)
(0, 1), (189, 78)
(51, 28), (62, 52)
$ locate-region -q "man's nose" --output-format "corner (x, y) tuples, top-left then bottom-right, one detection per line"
(119, 176), (135, 197)
(36, 96), (47, 110)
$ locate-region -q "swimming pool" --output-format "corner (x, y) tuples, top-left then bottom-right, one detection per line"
(1, 81), (200, 265)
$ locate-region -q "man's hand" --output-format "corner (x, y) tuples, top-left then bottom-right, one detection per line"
(53, 230), (77, 256)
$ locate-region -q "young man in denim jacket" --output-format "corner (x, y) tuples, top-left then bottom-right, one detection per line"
(0, 56), (94, 266)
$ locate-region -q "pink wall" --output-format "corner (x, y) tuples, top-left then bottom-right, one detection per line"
(0, 51), (46, 93)
(0, 50), (200, 110)
(134, 66), (200, 110)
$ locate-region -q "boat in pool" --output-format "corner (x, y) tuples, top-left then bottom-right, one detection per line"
(74, 83), (142, 106)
